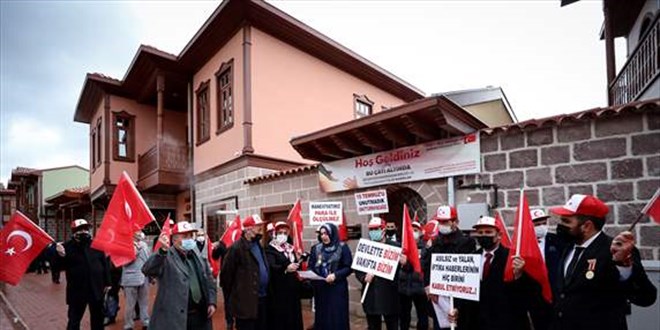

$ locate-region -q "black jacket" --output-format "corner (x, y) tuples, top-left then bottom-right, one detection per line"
(265, 244), (303, 330)
(528, 232), (566, 330)
(551, 232), (657, 330)
(398, 239), (426, 296)
(55, 239), (111, 305)
(355, 240), (401, 316)
(422, 230), (476, 286)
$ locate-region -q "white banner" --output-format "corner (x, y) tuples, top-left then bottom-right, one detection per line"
(430, 253), (482, 301)
(309, 201), (342, 226)
(319, 134), (480, 192)
(354, 190), (389, 215)
(351, 238), (402, 281)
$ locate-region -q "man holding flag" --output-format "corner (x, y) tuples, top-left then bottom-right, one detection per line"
(546, 194), (656, 330)
(55, 219), (111, 330)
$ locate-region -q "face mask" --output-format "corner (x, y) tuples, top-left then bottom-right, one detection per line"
(534, 225), (548, 239)
(75, 232), (91, 243)
(476, 236), (496, 251)
(137, 232), (145, 241)
(254, 234), (263, 242)
(556, 224), (580, 244)
(181, 238), (197, 251)
(439, 225), (453, 235)
(276, 234), (288, 244)
(369, 229), (383, 241)
(413, 231), (420, 240)
(386, 229), (396, 237)
(196, 236), (206, 243)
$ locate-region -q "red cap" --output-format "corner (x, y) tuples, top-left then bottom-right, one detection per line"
(172, 221), (196, 235)
(432, 206), (457, 221)
(274, 221), (289, 230)
(368, 217), (385, 229)
(550, 194), (609, 219)
(412, 221), (422, 229)
(242, 214), (264, 228)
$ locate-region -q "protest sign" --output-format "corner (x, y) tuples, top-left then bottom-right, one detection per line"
(309, 201), (342, 225)
(351, 238), (402, 281)
(354, 190), (389, 215)
(430, 253), (482, 301)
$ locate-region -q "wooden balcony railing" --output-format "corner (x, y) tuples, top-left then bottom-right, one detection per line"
(609, 14), (660, 106)
(138, 141), (189, 192)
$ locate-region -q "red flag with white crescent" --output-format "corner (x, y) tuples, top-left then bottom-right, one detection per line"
(288, 199), (304, 254)
(153, 214), (172, 252)
(0, 211), (54, 285)
(221, 215), (243, 247)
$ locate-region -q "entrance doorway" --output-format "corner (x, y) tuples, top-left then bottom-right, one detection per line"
(385, 186), (427, 240)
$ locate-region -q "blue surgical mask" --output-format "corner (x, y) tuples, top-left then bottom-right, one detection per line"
(181, 238), (196, 251)
(369, 229), (383, 241)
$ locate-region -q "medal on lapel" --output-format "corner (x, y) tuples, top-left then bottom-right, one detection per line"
(585, 259), (596, 280)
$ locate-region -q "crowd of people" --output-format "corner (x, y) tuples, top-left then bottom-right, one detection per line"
(52, 193), (657, 330)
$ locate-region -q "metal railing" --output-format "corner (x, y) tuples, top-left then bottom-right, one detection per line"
(609, 14), (660, 105)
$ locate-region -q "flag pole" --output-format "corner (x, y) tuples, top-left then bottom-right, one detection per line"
(515, 189), (523, 256)
(629, 188), (660, 231)
(626, 213), (645, 232)
(361, 281), (371, 304)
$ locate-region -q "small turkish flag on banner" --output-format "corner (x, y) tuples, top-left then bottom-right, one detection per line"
(153, 214), (172, 252)
(504, 191), (552, 303)
(288, 199), (304, 254)
(642, 188), (660, 224)
(221, 215), (243, 247)
(402, 204), (422, 275)
(0, 211), (54, 285)
(92, 171), (155, 267)
(495, 211), (512, 249)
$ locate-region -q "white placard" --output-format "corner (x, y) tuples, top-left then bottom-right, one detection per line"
(354, 189), (389, 215)
(351, 238), (402, 281)
(319, 134), (480, 192)
(309, 201), (342, 225)
(430, 253), (482, 301)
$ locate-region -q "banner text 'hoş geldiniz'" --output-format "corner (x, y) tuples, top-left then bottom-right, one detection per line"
(0, 211), (54, 285)
(92, 172), (155, 267)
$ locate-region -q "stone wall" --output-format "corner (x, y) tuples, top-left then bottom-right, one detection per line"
(459, 110), (659, 260)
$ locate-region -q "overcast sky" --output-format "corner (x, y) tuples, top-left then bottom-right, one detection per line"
(0, 0), (624, 187)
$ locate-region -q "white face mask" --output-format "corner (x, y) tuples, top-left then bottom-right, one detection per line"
(196, 236), (206, 243)
(534, 225), (548, 239)
(413, 231), (420, 240)
(439, 225), (453, 235)
(276, 234), (288, 244)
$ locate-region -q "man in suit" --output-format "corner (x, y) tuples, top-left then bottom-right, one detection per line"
(527, 209), (566, 330)
(55, 219), (111, 330)
(549, 194), (657, 330)
(143, 221), (217, 330)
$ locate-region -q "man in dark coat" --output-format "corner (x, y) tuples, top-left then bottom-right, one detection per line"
(55, 219), (111, 330)
(265, 221), (304, 330)
(458, 216), (530, 330)
(212, 240), (234, 330)
(422, 206), (476, 330)
(356, 217), (402, 330)
(220, 214), (270, 330)
(526, 209), (566, 330)
(549, 194), (657, 330)
(143, 221), (217, 330)
(398, 220), (428, 330)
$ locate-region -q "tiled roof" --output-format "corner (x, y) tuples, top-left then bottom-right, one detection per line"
(11, 167), (40, 176)
(89, 72), (122, 83)
(244, 164), (319, 184)
(482, 98), (659, 135)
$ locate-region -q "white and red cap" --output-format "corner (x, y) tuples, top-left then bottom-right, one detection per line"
(412, 221), (422, 229)
(242, 214), (264, 228)
(550, 194), (609, 219)
(266, 223), (275, 232)
(423, 220), (439, 241)
(473, 216), (498, 230)
(274, 221), (289, 230)
(368, 217), (385, 229)
(530, 209), (550, 222)
(71, 219), (90, 230)
(432, 206), (457, 221)
(172, 221), (197, 235)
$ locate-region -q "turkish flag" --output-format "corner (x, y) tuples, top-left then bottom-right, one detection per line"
(495, 211), (512, 249)
(338, 212), (348, 242)
(402, 204), (422, 275)
(208, 239), (220, 277)
(92, 171), (155, 267)
(642, 188), (660, 224)
(504, 191), (552, 303)
(220, 215), (242, 247)
(288, 199), (304, 254)
(0, 211), (54, 285)
(153, 214), (172, 252)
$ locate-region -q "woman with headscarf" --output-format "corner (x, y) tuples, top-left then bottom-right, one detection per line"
(309, 223), (353, 330)
(266, 221), (304, 330)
